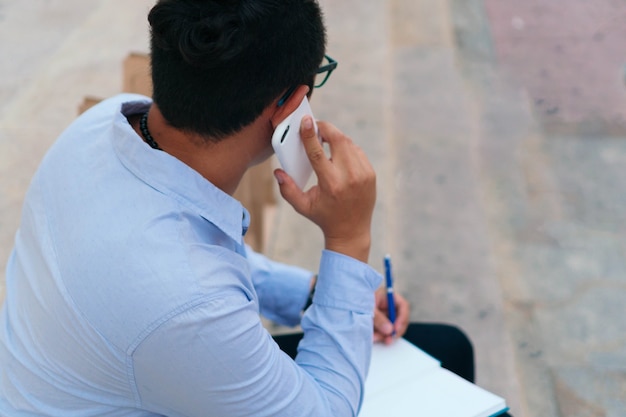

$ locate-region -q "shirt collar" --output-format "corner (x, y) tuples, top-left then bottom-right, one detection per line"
(110, 99), (249, 245)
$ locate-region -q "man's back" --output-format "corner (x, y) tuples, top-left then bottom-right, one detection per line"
(0, 95), (256, 415)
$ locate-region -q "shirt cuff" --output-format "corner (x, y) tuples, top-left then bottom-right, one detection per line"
(313, 250), (383, 313)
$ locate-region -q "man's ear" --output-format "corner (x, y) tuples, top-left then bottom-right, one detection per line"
(270, 85), (311, 130)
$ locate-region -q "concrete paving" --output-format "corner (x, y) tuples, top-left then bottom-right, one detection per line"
(460, 2), (626, 416)
(2, 1), (626, 416)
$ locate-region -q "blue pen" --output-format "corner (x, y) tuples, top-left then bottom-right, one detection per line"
(384, 254), (397, 337)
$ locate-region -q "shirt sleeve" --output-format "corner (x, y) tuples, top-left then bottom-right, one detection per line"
(244, 244), (313, 326)
(132, 250), (382, 417)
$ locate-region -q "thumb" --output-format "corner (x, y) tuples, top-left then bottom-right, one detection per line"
(274, 169), (309, 215)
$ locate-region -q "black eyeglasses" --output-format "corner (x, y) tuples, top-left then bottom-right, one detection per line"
(278, 54), (338, 106)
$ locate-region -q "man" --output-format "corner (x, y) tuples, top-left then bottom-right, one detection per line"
(0, 1), (480, 416)
(0, 0), (383, 415)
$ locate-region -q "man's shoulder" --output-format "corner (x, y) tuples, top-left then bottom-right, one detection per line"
(89, 93), (152, 115)
(66, 93), (151, 136)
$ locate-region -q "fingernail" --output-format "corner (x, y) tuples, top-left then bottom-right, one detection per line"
(274, 171), (284, 185)
(302, 116), (313, 130)
(382, 323), (393, 335)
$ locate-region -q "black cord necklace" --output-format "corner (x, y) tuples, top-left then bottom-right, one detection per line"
(139, 111), (162, 151)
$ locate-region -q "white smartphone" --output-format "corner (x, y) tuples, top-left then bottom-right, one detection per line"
(271, 96), (319, 189)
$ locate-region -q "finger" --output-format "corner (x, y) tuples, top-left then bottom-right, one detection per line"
(373, 314), (393, 344)
(373, 308), (394, 337)
(300, 116), (329, 173)
(316, 120), (346, 145)
(318, 122), (373, 180)
(374, 333), (391, 344)
(374, 286), (387, 309)
(316, 121), (353, 162)
(274, 169), (311, 216)
(395, 316), (410, 339)
(393, 294), (411, 338)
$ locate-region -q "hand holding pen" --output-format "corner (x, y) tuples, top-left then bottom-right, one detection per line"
(373, 255), (411, 345)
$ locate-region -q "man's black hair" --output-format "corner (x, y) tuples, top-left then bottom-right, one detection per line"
(148, 0), (326, 141)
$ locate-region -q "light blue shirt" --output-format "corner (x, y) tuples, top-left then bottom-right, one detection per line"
(0, 95), (382, 416)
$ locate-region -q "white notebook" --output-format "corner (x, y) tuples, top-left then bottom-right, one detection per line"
(360, 338), (508, 417)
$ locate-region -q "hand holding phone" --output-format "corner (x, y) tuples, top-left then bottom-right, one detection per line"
(272, 97), (319, 189)
(274, 117), (377, 263)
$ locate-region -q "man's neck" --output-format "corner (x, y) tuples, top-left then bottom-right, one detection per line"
(130, 104), (273, 195)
